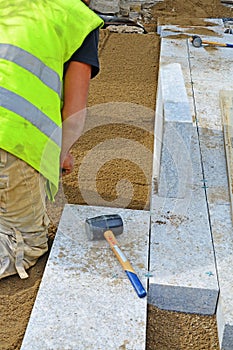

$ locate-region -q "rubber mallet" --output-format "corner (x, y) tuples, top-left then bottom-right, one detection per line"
(191, 35), (233, 48)
(85, 214), (147, 298)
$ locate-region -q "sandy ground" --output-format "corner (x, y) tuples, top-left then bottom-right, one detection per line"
(1, 1), (233, 349)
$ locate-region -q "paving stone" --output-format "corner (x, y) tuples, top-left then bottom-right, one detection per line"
(153, 50), (194, 194)
(150, 130), (219, 314)
(21, 205), (150, 350)
(157, 63), (193, 198)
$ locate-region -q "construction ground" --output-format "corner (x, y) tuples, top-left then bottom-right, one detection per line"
(1, 1), (233, 349)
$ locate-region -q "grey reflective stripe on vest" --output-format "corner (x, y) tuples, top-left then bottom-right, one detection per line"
(0, 44), (61, 96)
(0, 87), (62, 147)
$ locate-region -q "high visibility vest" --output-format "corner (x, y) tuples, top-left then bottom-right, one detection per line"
(0, 0), (103, 200)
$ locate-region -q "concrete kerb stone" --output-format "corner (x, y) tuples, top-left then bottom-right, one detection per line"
(20, 205), (150, 350)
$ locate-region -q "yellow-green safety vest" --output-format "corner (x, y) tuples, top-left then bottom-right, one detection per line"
(0, 0), (103, 200)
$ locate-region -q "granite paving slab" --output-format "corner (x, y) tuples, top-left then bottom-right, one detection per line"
(21, 205), (150, 350)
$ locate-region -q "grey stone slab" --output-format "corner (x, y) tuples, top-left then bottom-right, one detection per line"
(190, 60), (233, 87)
(160, 38), (190, 61)
(152, 122), (205, 201)
(149, 285), (218, 314)
(187, 29), (233, 349)
(159, 39), (195, 117)
(149, 213), (218, 315)
(159, 37), (192, 80)
(188, 52), (232, 199)
(150, 132), (219, 314)
(160, 63), (189, 104)
(192, 91), (225, 131)
(21, 205), (150, 350)
(150, 44), (218, 314)
(198, 131), (229, 204)
(158, 118), (193, 198)
(152, 38), (194, 197)
(157, 63), (193, 198)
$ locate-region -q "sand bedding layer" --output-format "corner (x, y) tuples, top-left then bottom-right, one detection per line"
(1, 1), (233, 349)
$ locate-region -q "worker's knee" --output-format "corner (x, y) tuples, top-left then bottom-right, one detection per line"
(0, 230), (48, 280)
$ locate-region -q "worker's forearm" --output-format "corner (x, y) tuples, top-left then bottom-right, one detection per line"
(60, 110), (86, 165)
(61, 61), (91, 165)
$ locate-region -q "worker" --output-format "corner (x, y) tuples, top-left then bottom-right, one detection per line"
(0, 0), (103, 280)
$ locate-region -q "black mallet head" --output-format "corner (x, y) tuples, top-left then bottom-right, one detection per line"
(191, 35), (203, 47)
(85, 214), (123, 241)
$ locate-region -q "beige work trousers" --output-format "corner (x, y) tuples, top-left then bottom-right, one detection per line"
(0, 149), (50, 280)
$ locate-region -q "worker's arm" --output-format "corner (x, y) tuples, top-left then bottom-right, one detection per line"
(60, 60), (91, 175)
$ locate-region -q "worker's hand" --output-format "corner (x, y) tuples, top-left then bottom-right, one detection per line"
(60, 152), (74, 176)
